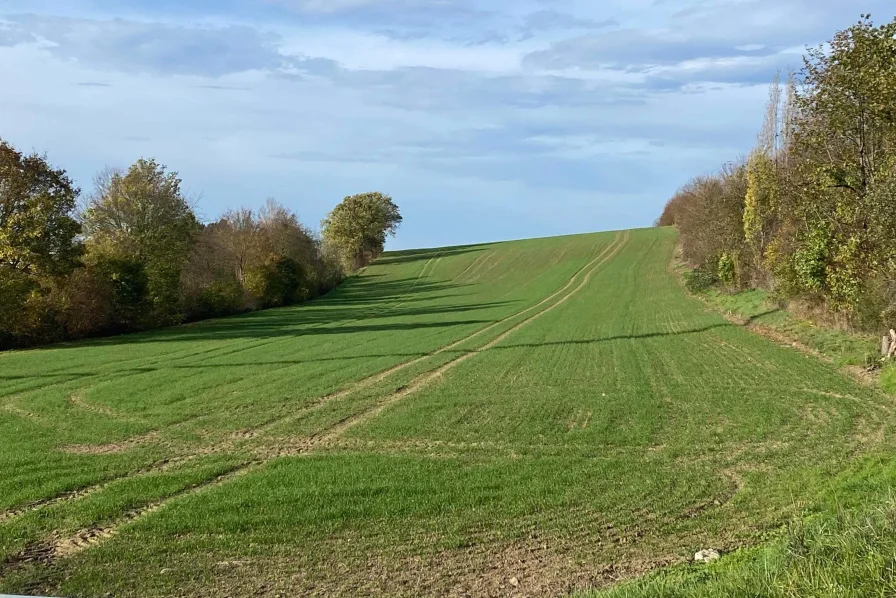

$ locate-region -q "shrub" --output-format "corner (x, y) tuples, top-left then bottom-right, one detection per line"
(244, 256), (307, 308)
(684, 265), (718, 293)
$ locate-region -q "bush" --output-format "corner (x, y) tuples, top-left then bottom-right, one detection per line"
(684, 265), (718, 293)
(89, 256), (149, 330)
(244, 256), (307, 308)
(717, 252), (738, 287)
(0, 141), (350, 350)
(52, 267), (115, 338)
(184, 278), (246, 321)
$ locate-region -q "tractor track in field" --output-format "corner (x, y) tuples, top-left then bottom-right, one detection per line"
(1, 402), (47, 425)
(454, 249), (493, 282)
(1, 249), (443, 412)
(0, 456), (198, 524)
(262, 231), (630, 457)
(180, 233), (627, 449)
(0, 462), (257, 576)
(62, 431), (161, 455)
(456, 250), (498, 283)
(466, 252), (508, 283)
(11, 229), (896, 598)
(146, 233), (625, 455)
(680, 468), (744, 520)
(0, 233), (630, 569)
(698, 294), (896, 446)
(66, 393), (143, 421)
(44, 237), (614, 459)
(48, 253), (447, 458)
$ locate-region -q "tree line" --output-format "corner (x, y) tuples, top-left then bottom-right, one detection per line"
(659, 14), (896, 332)
(0, 142), (402, 349)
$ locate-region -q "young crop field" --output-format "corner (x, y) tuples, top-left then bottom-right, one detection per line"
(1, 227), (894, 597)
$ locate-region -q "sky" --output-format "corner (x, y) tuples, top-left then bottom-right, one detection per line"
(0, 1), (891, 249)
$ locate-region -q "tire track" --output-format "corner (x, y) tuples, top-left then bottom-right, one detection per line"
(455, 250), (494, 283)
(269, 231), (631, 454)
(61, 431), (160, 455)
(230, 233), (626, 443)
(48, 255), (446, 456)
(466, 251), (510, 284)
(1, 402), (47, 425)
(0, 250), (442, 405)
(0, 456), (197, 523)
(181, 236), (623, 450)
(0, 462), (257, 575)
(457, 250), (498, 283)
(66, 393), (148, 425)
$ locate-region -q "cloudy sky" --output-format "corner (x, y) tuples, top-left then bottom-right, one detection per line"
(0, 1), (889, 249)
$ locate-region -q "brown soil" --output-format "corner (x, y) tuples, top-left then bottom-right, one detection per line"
(67, 394), (129, 418)
(61, 430), (160, 455)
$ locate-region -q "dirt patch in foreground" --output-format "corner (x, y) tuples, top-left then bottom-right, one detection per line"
(189, 534), (687, 598)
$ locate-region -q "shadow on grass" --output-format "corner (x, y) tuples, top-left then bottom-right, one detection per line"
(377, 244), (492, 266)
(17, 312), (788, 378)
(8, 270), (514, 352)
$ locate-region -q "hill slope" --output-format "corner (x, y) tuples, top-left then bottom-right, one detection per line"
(1, 228), (893, 597)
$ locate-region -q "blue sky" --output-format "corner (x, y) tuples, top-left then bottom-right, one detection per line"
(0, 1), (890, 249)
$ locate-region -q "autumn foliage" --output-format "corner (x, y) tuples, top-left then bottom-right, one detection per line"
(660, 15), (896, 330)
(0, 143), (400, 349)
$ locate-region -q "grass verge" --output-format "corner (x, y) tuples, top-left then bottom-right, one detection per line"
(583, 456), (896, 598)
(596, 267), (896, 598)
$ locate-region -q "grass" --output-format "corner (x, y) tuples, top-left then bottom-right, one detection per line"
(700, 288), (879, 368)
(882, 364), (896, 394)
(699, 286), (896, 417)
(2, 227), (896, 596)
(583, 457), (896, 598)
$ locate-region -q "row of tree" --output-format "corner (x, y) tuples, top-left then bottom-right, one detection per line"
(0, 142), (402, 349)
(659, 15), (896, 332)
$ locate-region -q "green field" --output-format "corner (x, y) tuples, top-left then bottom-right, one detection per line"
(2, 227), (895, 597)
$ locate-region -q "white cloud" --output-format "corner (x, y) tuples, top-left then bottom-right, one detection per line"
(1, 0), (891, 247)
(279, 29), (528, 72)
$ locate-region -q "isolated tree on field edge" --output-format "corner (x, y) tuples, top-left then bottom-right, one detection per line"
(321, 192), (402, 271)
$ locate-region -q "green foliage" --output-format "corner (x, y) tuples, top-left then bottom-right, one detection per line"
(664, 15), (896, 331)
(244, 256), (307, 308)
(82, 160), (199, 324)
(684, 264), (718, 293)
(0, 149), (347, 349)
(0, 140), (82, 277)
(669, 165), (749, 280)
(791, 225), (832, 294)
(717, 252), (737, 287)
(182, 200), (341, 321)
(0, 140), (83, 349)
(0, 267), (40, 347)
(90, 255), (150, 329)
(797, 15), (896, 197)
(322, 192), (402, 270)
(743, 150), (779, 277)
(50, 266), (115, 338)
(179, 278), (246, 322)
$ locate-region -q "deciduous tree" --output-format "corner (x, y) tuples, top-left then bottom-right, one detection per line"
(0, 140), (81, 277)
(82, 159), (199, 323)
(321, 192), (402, 270)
